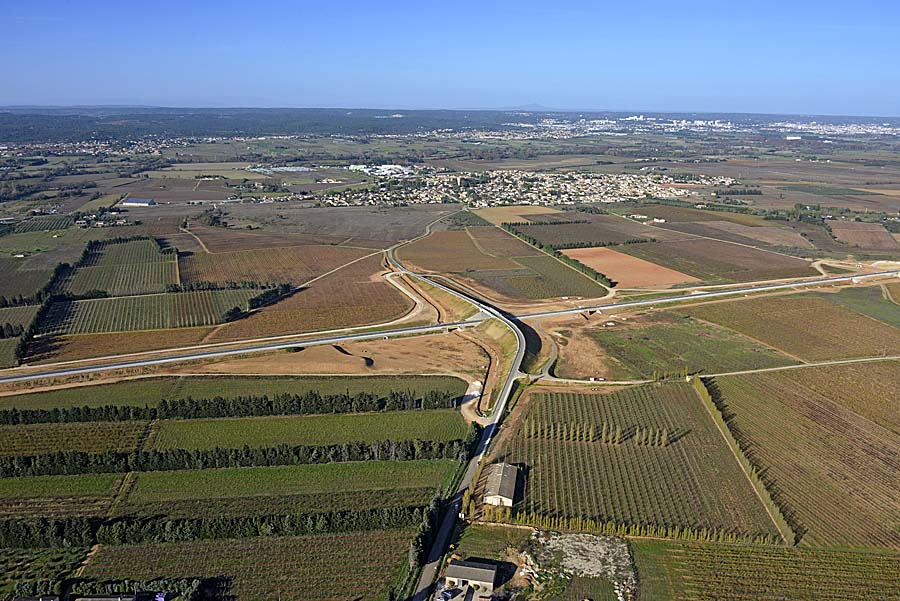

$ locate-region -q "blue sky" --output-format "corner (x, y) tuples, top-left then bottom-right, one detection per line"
(2, 0), (899, 115)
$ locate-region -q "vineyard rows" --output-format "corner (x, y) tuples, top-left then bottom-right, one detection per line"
(0, 421), (147, 457)
(632, 539), (900, 600)
(59, 238), (178, 296)
(41, 290), (259, 335)
(61, 262), (177, 297)
(503, 384), (777, 537)
(715, 373), (900, 549)
(81, 530), (415, 600)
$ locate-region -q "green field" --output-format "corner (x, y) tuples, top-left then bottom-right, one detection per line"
(81, 530), (415, 601)
(454, 524), (531, 561)
(0, 548), (87, 597)
(0, 473), (120, 499)
(504, 383), (777, 537)
(0, 374), (468, 410)
(631, 539), (900, 600)
(123, 460), (456, 506)
(0, 421), (147, 456)
(152, 410), (467, 449)
(590, 314), (795, 378)
(825, 286), (900, 328)
(41, 289), (259, 335)
(113, 487), (442, 519)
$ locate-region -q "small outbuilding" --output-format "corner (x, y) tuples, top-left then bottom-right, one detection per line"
(483, 462), (517, 507)
(444, 560), (497, 599)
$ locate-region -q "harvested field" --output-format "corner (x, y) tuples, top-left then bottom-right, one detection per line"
(466, 226), (543, 256)
(178, 244), (369, 286)
(399, 231), (520, 272)
(700, 220), (814, 248)
(680, 294), (900, 361)
(514, 215), (675, 248)
(626, 205), (769, 226)
(27, 327), (213, 364)
(190, 332), (487, 379)
(619, 239), (816, 283)
(476, 205), (562, 225)
(81, 531), (416, 601)
(560, 247), (699, 288)
(631, 539), (900, 601)
(828, 220), (900, 250)
(715, 372), (900, 549)
(152, 410), (468, 449)
(187, 225), (347, 252)
(589, 314), (795, 378)
(208, 254), (413, 340)
(0, 374), (467, 411)
(0, 421), (147, 456)
(504, 384), (777, 537)
(216, 204), (457, 247)
(40, 290), (259, 335)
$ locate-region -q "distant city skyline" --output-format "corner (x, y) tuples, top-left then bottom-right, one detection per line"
(2, 0), (899, 116)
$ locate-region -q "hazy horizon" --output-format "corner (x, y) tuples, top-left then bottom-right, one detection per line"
(2, 0), (899, 117)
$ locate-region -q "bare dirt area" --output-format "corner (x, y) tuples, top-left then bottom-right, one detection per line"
(187, 224), (346, 252)
(27, 328), (214, 365)
(561, 247), (700, 289)
(827, 220), (900, 250)
(538, 315), (625, 380)
(475, 205), (562, 226)
(701, 221), (814, 249)
(178, 330), (488, 380)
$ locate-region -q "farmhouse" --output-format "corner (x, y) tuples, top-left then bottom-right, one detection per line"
(120, 197), (156, 207)
(483, 462), (517, 507)
(444, 560), (497, 599)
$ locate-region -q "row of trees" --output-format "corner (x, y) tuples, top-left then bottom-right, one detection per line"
(165, 280), (287, 292)
(500, 222), (614, 287)
(0, 435), (477, 478)
(484, 507), (782, 546)
(0, 322), (24, 339)
(0, 388), (462, 425)
(67, 578), (211, 601)
(0, 506), (427, 549)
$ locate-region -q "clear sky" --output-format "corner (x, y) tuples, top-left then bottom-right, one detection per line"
(2, 0), (899, 116)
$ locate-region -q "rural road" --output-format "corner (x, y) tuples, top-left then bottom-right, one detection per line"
(0, 319), (484, 384)
(385, 247), (527, 601)
(519, 269), (900, 320)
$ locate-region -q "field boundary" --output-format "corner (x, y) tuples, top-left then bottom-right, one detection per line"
(691, 377), (797, 545)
